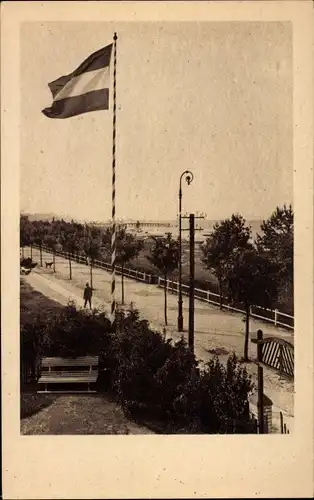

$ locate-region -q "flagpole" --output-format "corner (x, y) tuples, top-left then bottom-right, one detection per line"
(111, 32), (117, 327)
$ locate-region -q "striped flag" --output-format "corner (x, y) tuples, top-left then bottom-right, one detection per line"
(42, 44), (113, 119)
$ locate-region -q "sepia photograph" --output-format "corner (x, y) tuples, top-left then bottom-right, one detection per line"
(2, 1), (313, 499)
(20, 19), (294, 436)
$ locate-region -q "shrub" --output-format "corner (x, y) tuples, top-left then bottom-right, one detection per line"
(41, 302), (112, 358)
(110, 308), (254, 433)
(109, 308), (174, 410)
(21, 301), (255, 433)
(21, 301), (112, 362)
(198, 354), (254, 433)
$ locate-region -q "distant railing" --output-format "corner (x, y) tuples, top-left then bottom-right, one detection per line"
(156, 278), (294, 330)
(26, 244), (294, 330)
(30, 244), (156, 285)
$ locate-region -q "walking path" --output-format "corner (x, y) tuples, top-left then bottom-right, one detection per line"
(24, 247), (295, 433)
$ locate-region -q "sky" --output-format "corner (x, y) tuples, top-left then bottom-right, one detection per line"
(20, 21), (293, 222)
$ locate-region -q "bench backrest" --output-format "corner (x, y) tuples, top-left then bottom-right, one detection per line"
(41, 356), (99, 371)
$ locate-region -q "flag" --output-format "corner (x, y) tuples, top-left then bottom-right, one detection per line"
(42, 44), (113, 119)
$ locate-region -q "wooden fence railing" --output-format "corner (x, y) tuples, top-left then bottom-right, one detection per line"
(25, 244), (294, 330)
(157, 277), (294, 330)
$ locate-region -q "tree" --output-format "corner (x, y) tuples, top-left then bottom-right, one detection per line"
(116, 229), (143, 304)
(102, 228), (144, 304)
(20, 215), (33, 258)
(31, 220), (49, 267)
(147, 233), (179, 326)
(83, 226), (102, 288)
(43, 232), (58, 272)
(201, 215), (252, 309)
(225, 248), (278, 361)
(256, 204), (293, 286)
(60, 230), (81, 280)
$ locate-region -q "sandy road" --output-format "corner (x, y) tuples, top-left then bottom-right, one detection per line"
(23, 246), (294, 432)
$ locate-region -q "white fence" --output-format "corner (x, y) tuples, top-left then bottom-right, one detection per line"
(28, 244), (154, 284)
(157, 277), (294, 330)
(25, 244), (294, 330)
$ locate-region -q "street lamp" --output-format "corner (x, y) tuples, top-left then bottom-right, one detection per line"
(178, 170), (194, 332)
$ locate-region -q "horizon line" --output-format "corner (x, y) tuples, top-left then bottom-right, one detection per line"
(20, 211), (273, 223)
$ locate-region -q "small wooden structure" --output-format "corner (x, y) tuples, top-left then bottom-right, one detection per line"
(251, 329), (294, 434)
(251, 335), (294, 379)
(37, 356), (99, 393)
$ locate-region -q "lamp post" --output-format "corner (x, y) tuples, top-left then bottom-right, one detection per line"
(178, 170), (194, 332)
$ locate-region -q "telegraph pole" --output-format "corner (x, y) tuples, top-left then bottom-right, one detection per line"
(182, 212), (205, 353)
(257, 329), (265, 434)
(189, 214), (195, 353)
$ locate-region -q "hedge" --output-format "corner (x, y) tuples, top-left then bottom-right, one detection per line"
(21, 303), (256, 434)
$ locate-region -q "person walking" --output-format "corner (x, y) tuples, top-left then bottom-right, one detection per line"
(83, 282), (93, 309)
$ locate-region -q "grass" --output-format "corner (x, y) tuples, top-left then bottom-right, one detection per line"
(21, 391), (55, 419)
(20, 279), (65, 419)
(125, 239), (219, 290)
(20, 279), (64, 328)
(20, 393), (152, 435)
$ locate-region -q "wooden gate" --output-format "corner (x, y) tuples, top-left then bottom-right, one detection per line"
(253, 336), (294, 378)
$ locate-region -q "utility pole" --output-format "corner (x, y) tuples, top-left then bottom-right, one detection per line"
(257, 329), (264, 434)
(189, 214), (195, 353)
(182, 212), (205, 353)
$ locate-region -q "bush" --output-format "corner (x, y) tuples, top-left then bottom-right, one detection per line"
(109, 308), (175, 411)
(21, 301), (112, 362)
(42, 302), (112, 358)
(110, 308), (254, 433)
(21, 301), (255, 433)
(198, 354), (254, 433)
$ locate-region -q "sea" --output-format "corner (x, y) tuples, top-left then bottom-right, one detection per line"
(131, 219), (263, 243)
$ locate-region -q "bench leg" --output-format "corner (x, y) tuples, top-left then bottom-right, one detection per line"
(45, 383), (47, 392)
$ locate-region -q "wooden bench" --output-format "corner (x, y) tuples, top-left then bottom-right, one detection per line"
(37, 356), (99, 393)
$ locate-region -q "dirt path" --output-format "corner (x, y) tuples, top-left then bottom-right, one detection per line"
(21, 394), (154, 435)
(24, 247), (295, 433)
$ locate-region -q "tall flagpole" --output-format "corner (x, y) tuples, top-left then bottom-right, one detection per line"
(111, 32), (117, 327)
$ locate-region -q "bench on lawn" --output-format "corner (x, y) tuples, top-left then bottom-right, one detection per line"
(37, 356), (99, 393)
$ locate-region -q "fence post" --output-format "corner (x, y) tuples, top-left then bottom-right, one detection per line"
(280, 411), (284, 434)
(274, 309), (278, 327)
(279, 344), (283, 377)
(257, 329), (264, 434)
(39, 245), (43, 267)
